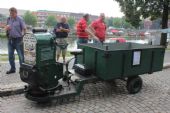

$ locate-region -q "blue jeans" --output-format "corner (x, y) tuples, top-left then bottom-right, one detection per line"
(77, 38), (88, 44)
(8, 38), (24, 71)
(93, 39), (104, 44)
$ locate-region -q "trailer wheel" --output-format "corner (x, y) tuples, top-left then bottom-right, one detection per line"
(126, 76), (142, 94)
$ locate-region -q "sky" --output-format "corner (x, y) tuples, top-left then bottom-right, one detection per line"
(0, 0), (124, 17)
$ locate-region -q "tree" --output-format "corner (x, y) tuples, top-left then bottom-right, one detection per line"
(115, 0), (169, 46)
(23, 11), (37, 27)
(121, 17), (134, 29)
(45, 15), (57, 27)
(105, 17), (114, 27)
(106, 17), (133, 29)
(67, 17), (76, 28)
(112, 17), (123, 28)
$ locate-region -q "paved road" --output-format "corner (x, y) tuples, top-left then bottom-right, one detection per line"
(0, 69), (170, 113)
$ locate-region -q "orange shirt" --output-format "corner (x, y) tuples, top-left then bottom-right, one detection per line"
(91, 19), (106, 41)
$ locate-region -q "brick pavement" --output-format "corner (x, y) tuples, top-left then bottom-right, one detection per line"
(0, 69), (170, 113)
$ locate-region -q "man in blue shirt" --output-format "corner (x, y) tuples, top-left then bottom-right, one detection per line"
(54, 17), (70, 63)
(5, 7), (26, 74)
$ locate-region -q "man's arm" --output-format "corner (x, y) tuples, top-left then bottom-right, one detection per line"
(61, 28), (70, 33)
(88, 24), (96, 34)
(20, 18), (27, 35)
(56, 23), (62, 32)
(86, 22), (100, 41)
(61, 24), (70, 33)
(56, 28), (61, 32)
(5, 25), (11, 31)
(23, 28), (26, 34)
(86, 25), (99, 41)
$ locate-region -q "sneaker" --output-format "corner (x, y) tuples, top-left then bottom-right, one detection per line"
(6, 70), (16, 74)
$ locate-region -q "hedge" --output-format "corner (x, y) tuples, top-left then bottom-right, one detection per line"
(0, 33), (7, 38)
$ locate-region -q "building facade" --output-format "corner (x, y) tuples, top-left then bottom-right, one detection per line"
(0, 8), (99, 28)
(33, 10), (98, 27)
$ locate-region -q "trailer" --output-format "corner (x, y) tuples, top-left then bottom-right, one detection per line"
(20, 29), (166, 103)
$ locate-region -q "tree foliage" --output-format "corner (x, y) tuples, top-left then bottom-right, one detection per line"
(67, 17), (76, 28)
(114, 0), (169, 28)
(45, 15), (57, 27)
(23, 11), (37, 27)
(106, 17), (133, 29)
(114, 0), (169, 46)
(105, 17), (114, 27)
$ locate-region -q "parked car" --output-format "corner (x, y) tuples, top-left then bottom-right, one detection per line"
(105, 37), (126, 43)
(139, 32), (145, 36)
(128, 32), (136, 36)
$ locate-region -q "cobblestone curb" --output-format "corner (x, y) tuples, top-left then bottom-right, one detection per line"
(0, 83), (26, 97)
(0, 63), (170, 97)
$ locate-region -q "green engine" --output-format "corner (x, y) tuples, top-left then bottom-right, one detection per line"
(20, 29), (63, 97)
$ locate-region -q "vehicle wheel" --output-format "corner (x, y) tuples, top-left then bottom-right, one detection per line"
(126, 76), (143, 94)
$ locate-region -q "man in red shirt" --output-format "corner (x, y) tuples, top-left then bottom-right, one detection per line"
(89, 13), (107, 43)
(76, 14), (89, 44)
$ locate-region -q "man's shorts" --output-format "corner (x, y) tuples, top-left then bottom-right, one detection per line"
(56, 38), (68, 56)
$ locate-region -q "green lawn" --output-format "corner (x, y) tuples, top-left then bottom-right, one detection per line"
(0, 52), (73, 61)
(0, 33), (7, 39)
(0, 54), (19, 61)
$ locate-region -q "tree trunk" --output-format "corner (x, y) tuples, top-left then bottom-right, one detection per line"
(160, 0), (169, 47)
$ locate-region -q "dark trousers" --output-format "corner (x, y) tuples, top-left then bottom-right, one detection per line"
(8, 38), (24, 71)
(77, 38), (88, 44)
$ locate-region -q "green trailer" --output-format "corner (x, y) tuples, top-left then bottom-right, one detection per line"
(77, 43), (165, 80)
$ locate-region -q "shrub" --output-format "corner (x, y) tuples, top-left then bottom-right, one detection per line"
(0, 33), (7, 38)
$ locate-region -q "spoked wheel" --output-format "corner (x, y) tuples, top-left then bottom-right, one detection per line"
(126, 76), (143, 94)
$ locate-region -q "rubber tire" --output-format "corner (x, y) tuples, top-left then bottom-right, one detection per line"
(126, 76), (143, 94)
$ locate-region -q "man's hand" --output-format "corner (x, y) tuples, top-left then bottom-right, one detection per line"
(61, 28), (70, 33)
(56, 28), (62, 32)
(60, 28), (65, 32)
(5, 25), (11, 31)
